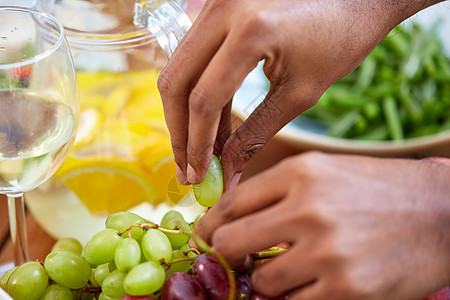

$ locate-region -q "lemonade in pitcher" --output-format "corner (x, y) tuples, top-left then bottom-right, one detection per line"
(25, 0), (205, 243)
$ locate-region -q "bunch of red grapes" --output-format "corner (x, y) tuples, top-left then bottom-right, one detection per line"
(121, 253), (287, 300)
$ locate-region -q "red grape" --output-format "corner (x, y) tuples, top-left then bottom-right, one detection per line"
(120, 295), (157, 300)
(193, 254), (230, 300)
(235, 273), (253, 300)
(161, 272), (207, 300)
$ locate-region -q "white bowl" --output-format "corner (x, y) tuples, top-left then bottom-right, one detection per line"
(232, 3), (450, 158)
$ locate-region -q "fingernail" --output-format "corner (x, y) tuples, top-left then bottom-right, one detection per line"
(175, 164), (187, 185)
(187, 163), (199, 184)
(228, 173), (242, 189)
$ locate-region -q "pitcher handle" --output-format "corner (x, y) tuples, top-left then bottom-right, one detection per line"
(134, 0), (192, 58)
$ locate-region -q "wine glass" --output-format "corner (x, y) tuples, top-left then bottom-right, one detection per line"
(0, 6), (79, 266)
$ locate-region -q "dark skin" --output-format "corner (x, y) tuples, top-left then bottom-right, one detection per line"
(159, 0), (444, 187)
(195, 153), (450, 299)
(158, 0), (450, 298)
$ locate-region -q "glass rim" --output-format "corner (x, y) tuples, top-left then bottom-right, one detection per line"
(0, 6), (65, 70)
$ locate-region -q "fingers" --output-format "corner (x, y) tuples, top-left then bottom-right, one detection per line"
(158, 3), (228, 184)
(221, 84), (312, 188)
(186, 30), (263, 183)
(250, 243), (319, 297)
(210, 202), (293, 267)
(288, 280), (326, 300)
(194, 161), (289, 244)
(214, 101), (232, 157)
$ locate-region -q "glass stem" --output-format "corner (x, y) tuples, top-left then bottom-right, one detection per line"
(7, 194), (28, 265)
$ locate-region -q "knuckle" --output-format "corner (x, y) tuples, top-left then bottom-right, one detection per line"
(187, 144), (213, 169)
(252, 268), (284, 296)
(236, 11), (277, 53)
(295, 151), (326, 168)
(157, 70), (172, 97)
(239, 142), (264, 162)
(215, 196), (237, 221)
(227, 132), (265, 163)
(333, 273), (372, 300)
(287, 151), (326, 179)
(240, 11), (273, 41)
(170, 140), (187, 157)
(211, 227), (233, 255)
(189, 85), (216, 117)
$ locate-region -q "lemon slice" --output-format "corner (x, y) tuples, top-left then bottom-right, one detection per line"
(137, 142), (191, 206)
(57, 160), (158, 215)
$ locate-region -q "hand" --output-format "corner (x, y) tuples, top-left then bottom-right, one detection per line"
(158, 0), (442, 188)
(194, 152), (450, 300)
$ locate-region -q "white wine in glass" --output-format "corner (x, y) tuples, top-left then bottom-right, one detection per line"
(0, 6), (79, 265)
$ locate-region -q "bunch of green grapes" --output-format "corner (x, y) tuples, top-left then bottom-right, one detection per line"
(1, 156), (287, 300)
(0, 210), (200, 300)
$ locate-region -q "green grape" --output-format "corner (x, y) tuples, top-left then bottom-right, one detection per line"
(160, 210), (191, 249)
(98, 292), (120, 300)
(40, 284), (72, 300)
(109, 260), (117, 271)
(194, 212), (205, 226)
(83, 229), (121, 266)
(94, 263), (112, 286)
(179, 243), (200, 258)
(191, 212), (205, 232)
(141, 228), (172, 262)
(89, 268), (99, 287)
(105, 212), (149, 240)
(115, 238), (141, 272)
(5, 261), (48, 300)
(101, 269), (126, 299)
(124, 262), (165, 295)
(165, 249), (192, 277)
(192, 155), (223, 207)
(44, 251), (91, 289)
(50, 238), (83, 255)
(0, 266), (16, 290)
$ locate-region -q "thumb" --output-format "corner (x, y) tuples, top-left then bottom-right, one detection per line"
(222, 84), (313, 190)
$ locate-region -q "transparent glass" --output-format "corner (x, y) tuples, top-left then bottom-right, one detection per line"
(0, 6), (79, 265)
(25, 0), (204, 244)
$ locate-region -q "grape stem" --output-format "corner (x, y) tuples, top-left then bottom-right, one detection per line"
(84, 286), (102, 294)
(182, 247), (202, 256)
(252, 247), (287, 260)
(192, 233), (236, 300)
(117, 223), (192, 237)
(149, 224), (192, 235)
(159, 257), (196, 271)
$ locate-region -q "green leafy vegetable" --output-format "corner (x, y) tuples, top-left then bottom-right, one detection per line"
(302, 23), (450, 140)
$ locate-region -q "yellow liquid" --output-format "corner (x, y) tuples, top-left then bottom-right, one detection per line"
(25, 70), (205, 243)
(60, 70), (192, 214)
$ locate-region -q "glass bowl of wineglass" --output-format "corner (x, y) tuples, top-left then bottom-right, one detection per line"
(0, 6), (79, 265)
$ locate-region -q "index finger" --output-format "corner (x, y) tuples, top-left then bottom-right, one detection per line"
(185, 30), (264, 183)
(158, 4), (228, 184)
(194, 160), (290, 244)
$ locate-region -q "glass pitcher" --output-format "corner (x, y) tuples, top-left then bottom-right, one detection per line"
(25, 0), (205, 243)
